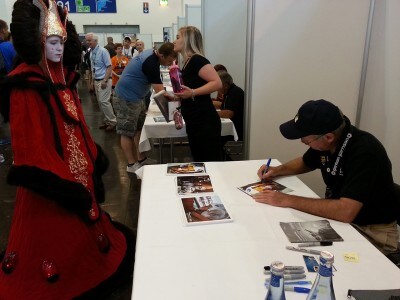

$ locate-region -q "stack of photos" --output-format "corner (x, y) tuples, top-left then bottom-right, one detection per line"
(153, 116), (166, 122)
(180, 195), (233, 225)
(280, 219), (344, 243)
(238, 180), (293, 196)
(170, 164), (233, 226)
(176, 175), (213, 195)
(167, 162), (206, 175)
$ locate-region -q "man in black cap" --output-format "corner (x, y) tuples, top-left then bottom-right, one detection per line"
(255, 99), (399, 255)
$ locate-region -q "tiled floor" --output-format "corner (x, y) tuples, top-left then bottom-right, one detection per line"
(0, 79), (195, 299)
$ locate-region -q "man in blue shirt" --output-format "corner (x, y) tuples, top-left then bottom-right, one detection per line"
(85, 32), (116, 130)
(114, 43), (176, 173)
(0, 19), (16, 154)
(0, 19), (16, 75)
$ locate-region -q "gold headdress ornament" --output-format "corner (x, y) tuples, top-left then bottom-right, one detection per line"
(33, 0), (67, 43)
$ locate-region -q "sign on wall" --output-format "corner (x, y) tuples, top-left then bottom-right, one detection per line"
(57, 0), (117, 13)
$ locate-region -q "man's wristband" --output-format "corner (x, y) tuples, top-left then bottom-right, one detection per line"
(191, 89), (196, 101)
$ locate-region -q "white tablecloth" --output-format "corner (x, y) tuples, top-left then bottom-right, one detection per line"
(138, 101), (238, 153)
(132, 160), (400, 299)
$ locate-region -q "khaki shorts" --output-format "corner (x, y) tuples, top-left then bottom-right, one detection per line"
(352, 221), (399, 255)
(113, 96), (146, 137)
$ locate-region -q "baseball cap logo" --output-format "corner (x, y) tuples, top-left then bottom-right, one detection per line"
(294, 114), (299, 123)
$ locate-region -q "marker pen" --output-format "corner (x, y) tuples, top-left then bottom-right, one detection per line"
(264, 265), (304, 271)
(283, 274), (307, 280)
(284, 281), (312, 285)
(264, 269), (305, 275)
(286, 246), (321, 255)
(261, 158), (272, 183)
(265, 279), (311, 285)
(264, 282), (310, 294)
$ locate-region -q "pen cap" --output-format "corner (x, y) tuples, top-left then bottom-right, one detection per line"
(318, 251), (334, 276)
(270, 261), (285, 276)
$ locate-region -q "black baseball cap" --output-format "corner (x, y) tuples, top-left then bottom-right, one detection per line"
(279, 99), (343, 139)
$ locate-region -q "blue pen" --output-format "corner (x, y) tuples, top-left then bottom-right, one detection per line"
(264, 282), (310, 294)
(261, 158), (272, 182)
(284, 281), (312, 285)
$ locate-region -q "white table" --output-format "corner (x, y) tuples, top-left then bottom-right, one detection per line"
(132, 160), (400, 299)
(139, 101), (238, 162)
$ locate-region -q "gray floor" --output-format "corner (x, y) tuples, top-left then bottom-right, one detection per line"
(0, 79), (195, 299)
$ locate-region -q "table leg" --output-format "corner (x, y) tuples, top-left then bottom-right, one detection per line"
(170, 138), (174, 162)
(159, 138), (164, 163)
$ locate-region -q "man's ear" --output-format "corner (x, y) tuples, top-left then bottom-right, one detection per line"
(325, 133), (335, 143)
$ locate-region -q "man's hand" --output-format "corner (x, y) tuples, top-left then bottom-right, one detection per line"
(253, 190), (290, 207)
(257, 165), (279, 182)
(100, 80), (108, 89)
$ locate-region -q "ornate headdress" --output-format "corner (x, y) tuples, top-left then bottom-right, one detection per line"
(30, 0), (68, 84)
(33, 0), (67, 43)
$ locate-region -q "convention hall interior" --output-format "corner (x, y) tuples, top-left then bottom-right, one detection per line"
(1, 0), (400, 299)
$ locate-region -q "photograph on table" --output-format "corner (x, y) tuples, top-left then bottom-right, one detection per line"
(179, 195), (233, 226)
(280, 219), (344, 243)
(167, 162), (206, 175)
(176, 175), (214, 196)
(238, 180), (293, 196)
(153, 116), (166, 122)
(153, 90), (171, 121)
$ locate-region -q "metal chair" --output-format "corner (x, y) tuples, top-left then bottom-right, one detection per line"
(223, 141), (244, 161)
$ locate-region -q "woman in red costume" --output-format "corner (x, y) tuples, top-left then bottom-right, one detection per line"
(0, 1), (135, 299)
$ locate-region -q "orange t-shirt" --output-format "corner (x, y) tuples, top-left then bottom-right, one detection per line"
(111, 55), (129, 87)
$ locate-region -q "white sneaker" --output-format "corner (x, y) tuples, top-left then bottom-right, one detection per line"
(126, 162), (142, 173)
(140, 157), (158, 166)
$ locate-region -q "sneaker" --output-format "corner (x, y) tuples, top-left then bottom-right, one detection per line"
(140, 157), (158, 166)
(126, 162), (142, 173)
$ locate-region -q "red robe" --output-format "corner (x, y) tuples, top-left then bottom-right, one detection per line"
(0, 62), (128, 299)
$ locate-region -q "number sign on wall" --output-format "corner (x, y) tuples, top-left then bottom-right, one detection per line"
(57, 0), (117, 13)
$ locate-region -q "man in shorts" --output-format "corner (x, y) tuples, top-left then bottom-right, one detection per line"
(114, 42), (177, 173)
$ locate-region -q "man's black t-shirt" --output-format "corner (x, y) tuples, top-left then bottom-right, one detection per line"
(222, 83), (244, 141)
(302, 117), (399, 226)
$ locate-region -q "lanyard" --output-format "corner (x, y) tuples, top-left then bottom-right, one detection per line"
(331, 132), (352, 176)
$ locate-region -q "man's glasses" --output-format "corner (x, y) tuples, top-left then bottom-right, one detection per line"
(301, 134), (324, 146)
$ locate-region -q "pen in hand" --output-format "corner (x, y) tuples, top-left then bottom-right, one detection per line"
(261, 158), (272, 183)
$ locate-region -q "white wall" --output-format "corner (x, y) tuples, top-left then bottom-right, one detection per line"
(361, 0), (400, 183)
(0, 0), (12, 24)
(185, 5), (201, 29)
(247, 0), (370, 196)
(202, 0), (247, 90)
(66, 0), (182, 42)
(177, 16), (186, 30)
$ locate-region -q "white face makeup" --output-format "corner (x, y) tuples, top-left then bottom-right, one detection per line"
(45, 36), (64, 62)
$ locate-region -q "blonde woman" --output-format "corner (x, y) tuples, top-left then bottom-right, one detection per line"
(173, 26), (223, 162)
